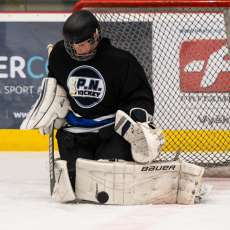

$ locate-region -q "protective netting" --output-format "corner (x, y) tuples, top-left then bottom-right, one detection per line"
(85, 7), (230, 168)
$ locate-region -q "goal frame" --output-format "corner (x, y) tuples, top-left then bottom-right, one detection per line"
(73, 0), (230, 10)
(73, 0), (230, 177)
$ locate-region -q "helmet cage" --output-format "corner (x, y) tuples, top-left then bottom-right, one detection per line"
(64, 28), (101, 61)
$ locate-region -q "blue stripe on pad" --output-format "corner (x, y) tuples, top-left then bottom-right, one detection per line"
(121, 121), (131, 136)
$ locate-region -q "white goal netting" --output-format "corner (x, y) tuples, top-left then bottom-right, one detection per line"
(75, 4), (230, 170)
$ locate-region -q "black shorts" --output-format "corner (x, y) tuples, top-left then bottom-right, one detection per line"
(56, 125), (132, 172)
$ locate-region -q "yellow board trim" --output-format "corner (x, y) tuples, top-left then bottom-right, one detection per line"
(161, 130), (230, 153)
(0, 130), (58, 152)
(0, 129), (229, 152)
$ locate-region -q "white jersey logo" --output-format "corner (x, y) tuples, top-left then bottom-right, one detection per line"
(67, 65), (106, 108)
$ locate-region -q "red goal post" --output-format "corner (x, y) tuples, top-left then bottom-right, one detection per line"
(73, 0), (230, 176)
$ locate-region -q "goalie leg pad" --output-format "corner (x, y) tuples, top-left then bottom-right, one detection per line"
(75, 159), (205, 205)
(75, 158), (181, 205)
(177, 160), (205, 205)
(114, 110), (164, 164)
(20, 77), (69, 130)
(51, 160), (76, 203)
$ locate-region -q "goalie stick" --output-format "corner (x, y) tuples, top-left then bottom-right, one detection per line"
(47, 44), (56, 195)
(49, 121), (55, 195)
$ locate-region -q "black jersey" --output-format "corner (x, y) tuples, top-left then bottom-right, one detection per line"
(48, 38), (154, 119)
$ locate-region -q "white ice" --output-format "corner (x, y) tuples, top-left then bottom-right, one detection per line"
(0, 153), (230, 230)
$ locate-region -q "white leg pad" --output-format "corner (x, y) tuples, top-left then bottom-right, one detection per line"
(75, 158), (205, 205)
(115, 110), (164, 164)
(51, 160), (76, 203)
(177, 160), (205, 204)
(76, 159), (180, 205)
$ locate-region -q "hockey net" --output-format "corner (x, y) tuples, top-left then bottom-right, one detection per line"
(74, 0), (230, 176)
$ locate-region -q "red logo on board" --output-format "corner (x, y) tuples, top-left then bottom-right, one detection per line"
(180, 40), (230, 92)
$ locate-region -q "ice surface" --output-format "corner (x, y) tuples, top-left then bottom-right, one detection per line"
(0, 153), (230, 230)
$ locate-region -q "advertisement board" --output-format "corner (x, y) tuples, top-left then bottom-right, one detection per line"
(0, 13), (70, 128)
(152, 13), (230, 130)
(0, 12), (229, 152)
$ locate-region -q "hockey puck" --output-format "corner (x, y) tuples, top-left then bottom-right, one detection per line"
(96, 191), (109, 204)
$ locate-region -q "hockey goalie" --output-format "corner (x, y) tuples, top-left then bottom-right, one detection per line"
(21, 10), (205, 205)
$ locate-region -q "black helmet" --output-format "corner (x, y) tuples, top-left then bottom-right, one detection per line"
(63, 10), (101, 61)
(63, 10), (100, 44)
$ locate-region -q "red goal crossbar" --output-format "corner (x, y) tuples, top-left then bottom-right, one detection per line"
(73, 0), (230, 10)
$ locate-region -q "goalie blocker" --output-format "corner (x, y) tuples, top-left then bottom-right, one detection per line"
(20, 77), (70, 133)
(52, 158), (205, 205)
